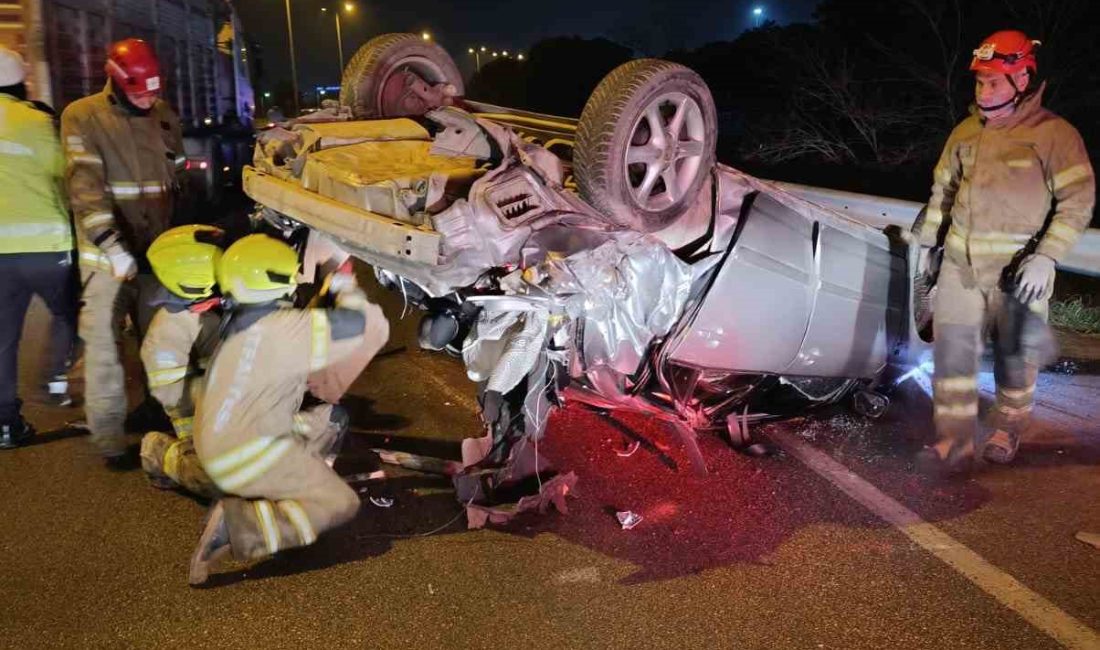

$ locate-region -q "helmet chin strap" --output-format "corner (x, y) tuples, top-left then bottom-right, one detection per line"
(978, 73), (1024, 114)
(978, 96), (1017, 113)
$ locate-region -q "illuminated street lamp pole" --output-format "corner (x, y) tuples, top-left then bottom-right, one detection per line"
(753, 6), (764, 28)
(284, 0), (300, 114)
(322, 3), (354, 80)
(468, 47), (481, 72)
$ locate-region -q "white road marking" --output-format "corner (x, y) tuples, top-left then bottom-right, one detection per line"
(412, 350), (1098, 646)
(769, 428), (1100, 650)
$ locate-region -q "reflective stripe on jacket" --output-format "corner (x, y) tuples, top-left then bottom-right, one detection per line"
(919, 84), (1095, 277)
(0, 94), (73, 254)
(60, 83), (186, 266)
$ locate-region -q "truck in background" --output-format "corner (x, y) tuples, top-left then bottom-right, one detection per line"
(1, 0), (255, 204)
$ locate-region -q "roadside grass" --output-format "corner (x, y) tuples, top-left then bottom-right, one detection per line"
(1050, 296), (1100, 335)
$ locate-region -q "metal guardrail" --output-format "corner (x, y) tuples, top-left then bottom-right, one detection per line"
(773, 180), (1100, 277)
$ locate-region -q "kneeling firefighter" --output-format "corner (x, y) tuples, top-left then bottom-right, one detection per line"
(138, 225), (226, 497)
(188, 234), (389, 584)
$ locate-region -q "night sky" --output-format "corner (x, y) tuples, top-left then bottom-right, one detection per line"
(235, 0), (820, 93)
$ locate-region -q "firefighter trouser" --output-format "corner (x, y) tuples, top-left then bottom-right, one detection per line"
(0, 252), (78, 424)
(932, 260), (1046, 447)
(201, 404), (356, 562)
(141, 431), (219, 498)
(79, 268), (159, 456)
(143, 405), (336, 501)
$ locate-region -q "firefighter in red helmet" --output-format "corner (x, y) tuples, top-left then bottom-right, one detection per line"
(60, 38), (190, 464)
(915, 30), (1095, 474)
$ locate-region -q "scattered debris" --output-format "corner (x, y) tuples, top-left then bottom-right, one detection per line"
(852, 390), (889, 419)
(343, 470), (387, 484)
(615, 440), (641, 458)
(1049, 359), (1079, 376)
(465, 471), (578, 529)
(373, 449), (463, 475)
(616, 510), (643, 530)
(369, 496), (395, 508)
(743, 443), (770, 457)
(1075, 531), (1100, 550)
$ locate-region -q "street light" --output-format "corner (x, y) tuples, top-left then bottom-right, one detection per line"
(421, 31), (432, 41)
(517, 53), (524, 61)
(284, 0), (300, 114)
(502, 50), (509, 57)
(468, 47), (481, 72)
(323, 3), (354, 82)
(752, 6), (764, 28)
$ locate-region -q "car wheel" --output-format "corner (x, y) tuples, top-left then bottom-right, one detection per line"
(574, 59), (717, 232)
(340, 33), (465, 119)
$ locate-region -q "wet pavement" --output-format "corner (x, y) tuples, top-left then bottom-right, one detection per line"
(1, 266), (1097, 649)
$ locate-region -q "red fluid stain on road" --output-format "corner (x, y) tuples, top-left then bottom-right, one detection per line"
(497, 405), (875, 584)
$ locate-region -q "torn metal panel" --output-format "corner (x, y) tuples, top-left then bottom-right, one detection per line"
(547, 233), (692, 377)
(427, 107), (494, 160)
(242, 167), (442, 266)
(463, 308), (549, 396)
(300, 140), (481, 224)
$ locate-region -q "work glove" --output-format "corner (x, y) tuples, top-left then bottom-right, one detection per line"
(1013, 254), (1056, 304)
(327, 260), (358, 295)
(105, 244), (137, 281)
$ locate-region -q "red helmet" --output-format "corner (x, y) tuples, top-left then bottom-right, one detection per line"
(970, 30), (1039, 75)
(106, 39), (161, 96)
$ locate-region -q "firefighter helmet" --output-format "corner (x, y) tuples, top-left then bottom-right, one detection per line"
(970, 30), (1039, 75)
(218, 234), (299, 304)
(0, 45), (26, 86)
(147, 225), (226, 300)
(106, 39), (161, 97)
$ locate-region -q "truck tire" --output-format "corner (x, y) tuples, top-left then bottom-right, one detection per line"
(574, 59), (717, 232)
(340, 33), (464, 119)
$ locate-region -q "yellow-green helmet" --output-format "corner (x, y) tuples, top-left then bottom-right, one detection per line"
(217, 233), (299, 304)
(147, 225), (225, 300)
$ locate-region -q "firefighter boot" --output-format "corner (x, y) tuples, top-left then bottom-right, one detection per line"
(189, 500), (232, 585)
(0, 416), (35, 450)
(982, 429), (1020, 464)
(915, 437), (975, 477)
(140, 431), (178, 489)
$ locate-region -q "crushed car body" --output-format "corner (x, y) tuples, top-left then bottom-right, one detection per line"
(244, 34), (932, 507)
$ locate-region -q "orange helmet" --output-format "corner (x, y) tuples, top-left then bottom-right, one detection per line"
(970, 30), (1039, 75)
(106, 39), (161, 97)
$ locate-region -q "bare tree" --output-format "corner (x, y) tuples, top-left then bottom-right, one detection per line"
(747, 29), (934, 166)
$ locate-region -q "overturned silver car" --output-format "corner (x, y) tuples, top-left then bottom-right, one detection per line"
(245, 33), (931, 479)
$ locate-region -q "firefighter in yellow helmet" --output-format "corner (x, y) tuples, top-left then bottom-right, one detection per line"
(188, 234), (389, 584)
(915, 31), (1095, 474)
(138, 225), (226, 498)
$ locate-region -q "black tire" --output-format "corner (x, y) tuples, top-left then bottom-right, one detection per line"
(339, 33), (464, 119)
(574, 59), (717, 232)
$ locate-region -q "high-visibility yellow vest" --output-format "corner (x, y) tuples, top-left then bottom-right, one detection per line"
(0, 94), (73, 254)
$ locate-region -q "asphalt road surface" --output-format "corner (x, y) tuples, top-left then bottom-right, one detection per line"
(2, 265), (1098, 650)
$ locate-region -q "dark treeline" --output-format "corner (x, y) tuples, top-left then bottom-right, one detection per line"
(467, 0), (1099, 217)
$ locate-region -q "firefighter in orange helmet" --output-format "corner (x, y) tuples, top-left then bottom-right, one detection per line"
(915, 31), (1094, 473)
